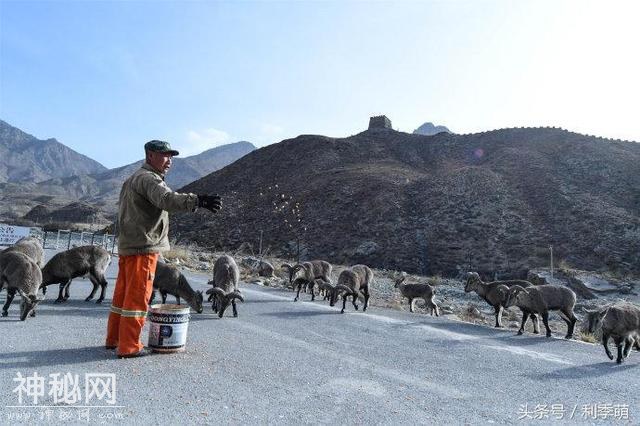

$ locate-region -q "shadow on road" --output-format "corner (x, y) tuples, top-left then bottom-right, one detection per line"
(528, 361), (639, 380)
(489, 334), (571, 347)
(0, 346), (113, 369)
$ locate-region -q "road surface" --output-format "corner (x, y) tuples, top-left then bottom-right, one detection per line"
(0, 251), (637, 424)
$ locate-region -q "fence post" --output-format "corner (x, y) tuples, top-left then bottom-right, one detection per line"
(67, 232), (71, 250)
(91, 233), (95, 246)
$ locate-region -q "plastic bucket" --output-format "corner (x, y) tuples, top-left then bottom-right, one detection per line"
(147, 304), (191, 353)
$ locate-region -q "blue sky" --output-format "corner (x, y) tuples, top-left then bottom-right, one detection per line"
(1, 0), (639, 168)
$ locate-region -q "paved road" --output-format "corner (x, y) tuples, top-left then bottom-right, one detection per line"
(0, 252), (638, 424)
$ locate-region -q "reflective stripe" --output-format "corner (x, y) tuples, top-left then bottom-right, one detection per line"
(110, 306), (147, 318)
(120, 308), (147, 318)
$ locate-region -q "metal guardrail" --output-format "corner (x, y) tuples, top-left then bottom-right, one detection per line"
(28, 228), (118, 254)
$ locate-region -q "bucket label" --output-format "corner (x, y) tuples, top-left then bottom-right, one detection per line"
(148, 312), (190, 324)
(148, 309), (190, 349)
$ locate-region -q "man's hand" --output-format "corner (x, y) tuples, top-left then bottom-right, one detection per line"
(197, 194), (222, 213)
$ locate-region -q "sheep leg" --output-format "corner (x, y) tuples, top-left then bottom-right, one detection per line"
(529, 313), (540, 334)
(160, 291), (168, 304)
(563, 309), (577, 339)
(351, 293), (359, 311)
(602, 332), (614, 360)
(63, 280), (72, 301)
(430, 299), (440, 317)
(55, 280), (69, 303)
(517, 312), (529, 335)
(85, 275), (100, 302)
(89, 272), (108, 304)
(623, 337), (634, 360)
(494, 306), (503, 327)
(309, 281), (316, 301)
(542, 312), (552, 338)
(340, 294), (348, 314)
(615, 337), (625, 364)
(294, 281), (303, 302)
(2, 287), (17, 316)
(232, 299), (238, 317)
(362, 288), (370, 312)
(149, 290), (156, 305)
(175, 295), (181, 305)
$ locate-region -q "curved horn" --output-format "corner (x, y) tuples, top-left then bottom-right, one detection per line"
(280, 263), (293, 272)
(334, 284), (353, 294)
(231, 291), (244, 302)
(206, 287), (226, 298)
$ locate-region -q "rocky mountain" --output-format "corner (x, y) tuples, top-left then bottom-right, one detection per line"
(173, 127), (640, 278)
(0, 119), (107, 182)
(413, 122), (451, 136)
(0, 141), (255, 218)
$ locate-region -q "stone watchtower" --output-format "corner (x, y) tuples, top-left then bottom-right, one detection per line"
(368, 115), (392, 130)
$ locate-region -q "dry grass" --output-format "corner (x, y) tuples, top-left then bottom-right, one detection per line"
(579, 332), (599, 344)
(457, 303), (484, 324)
(556, 259), (574, 275)
(427, 275), (442, 286)
(163, 246), (191, 263)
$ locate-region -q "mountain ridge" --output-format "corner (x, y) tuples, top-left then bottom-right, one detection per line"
(0, 119), (107, 182)
(172, 126), (640, 277)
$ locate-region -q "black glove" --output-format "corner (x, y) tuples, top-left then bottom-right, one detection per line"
(197, 194), (222, 213)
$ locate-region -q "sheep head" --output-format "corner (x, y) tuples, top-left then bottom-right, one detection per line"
(586, 307), (609, 334)
(291, 264), (305, 281)
(464, 272), (481, 293)
(329, 284), (353, 307)
(19, 293), (43, 321)
(393, 272), (406, 288)
(504, 285), (529, 308)
(190, 290), (204, 314)
(207, 287), (228, 317)
(281, 263), (295, 283)
(216, 290), (244, 318)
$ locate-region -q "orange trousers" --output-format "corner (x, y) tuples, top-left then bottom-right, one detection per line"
(106, 254), (158, 356)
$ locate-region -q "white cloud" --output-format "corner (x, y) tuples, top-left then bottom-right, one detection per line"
(182, 128), (232, 156)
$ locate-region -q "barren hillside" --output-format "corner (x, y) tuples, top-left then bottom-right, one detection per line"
(173, 127), (640, 277)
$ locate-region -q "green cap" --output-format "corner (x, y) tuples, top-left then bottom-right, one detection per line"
(144, 140), (179, 156)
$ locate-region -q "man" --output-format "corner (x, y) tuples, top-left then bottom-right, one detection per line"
(106, 140), (221, 358)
